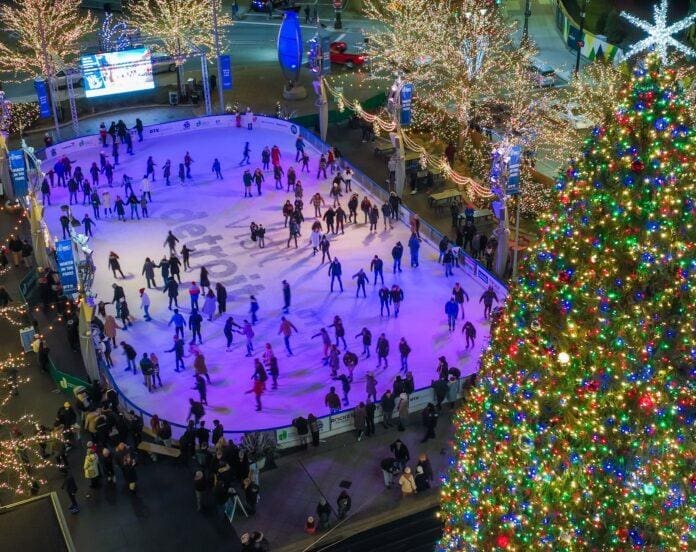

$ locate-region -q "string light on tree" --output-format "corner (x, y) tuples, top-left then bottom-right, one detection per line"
(437, 53), (695, 551)
(98, 12), (131, 52)
(620, 0), (696, 65)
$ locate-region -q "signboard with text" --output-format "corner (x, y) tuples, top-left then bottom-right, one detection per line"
(8, 149), (28, 197)
(34, 79), (51, 118)
(399, 82), (413, 127)
(219, 55), (232, 90)
(506, 145), (522, 195)
(55, 239), (78, 295)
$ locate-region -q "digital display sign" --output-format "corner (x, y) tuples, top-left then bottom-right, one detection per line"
(81, 48), (155, 98)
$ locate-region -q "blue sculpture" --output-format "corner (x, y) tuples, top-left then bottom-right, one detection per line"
(277, 10), (303, 83)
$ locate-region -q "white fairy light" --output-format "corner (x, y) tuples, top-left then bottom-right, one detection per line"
(620, 0), (696, 65)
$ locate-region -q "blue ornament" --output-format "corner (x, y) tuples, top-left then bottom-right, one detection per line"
(654, 117), (668, 131)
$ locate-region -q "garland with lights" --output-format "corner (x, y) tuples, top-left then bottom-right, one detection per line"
(437, 53), (695, 551)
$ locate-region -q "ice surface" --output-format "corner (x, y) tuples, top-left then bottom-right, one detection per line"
(42, 124), (495, 432)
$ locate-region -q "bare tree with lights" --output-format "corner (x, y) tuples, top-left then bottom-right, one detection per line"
(0, 354), (59, 498)
(0, 0), (95, 136)
(126, 0), (231, 96)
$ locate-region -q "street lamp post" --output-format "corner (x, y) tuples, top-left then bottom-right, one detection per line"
(522, 0), (531, 43)
(575, 0), (588, 74)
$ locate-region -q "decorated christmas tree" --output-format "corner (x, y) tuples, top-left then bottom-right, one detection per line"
(438, 54), (695, 550)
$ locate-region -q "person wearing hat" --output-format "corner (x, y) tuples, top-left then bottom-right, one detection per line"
(305, 515), (317, 534)
(316, 497), (331, 529)
(398, 466), (417, 497)
(83, 443), (100, 496)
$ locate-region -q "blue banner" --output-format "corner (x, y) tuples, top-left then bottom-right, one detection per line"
(506, 145), (522, 195)
(399, 82), (413, 127)
(34, 79), (51, 118)
(8, 149), (28, 197)
(55, 239), (78, 295)
(219, 55), (232, 90)
(321, 35), (331, 75)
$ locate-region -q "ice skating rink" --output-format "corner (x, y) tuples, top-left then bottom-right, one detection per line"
(42, 121), (497, 431)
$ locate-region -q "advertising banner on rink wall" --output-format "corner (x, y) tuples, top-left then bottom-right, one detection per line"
(42, 116), (298, 162)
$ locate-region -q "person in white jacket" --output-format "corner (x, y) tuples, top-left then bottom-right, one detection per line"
(139, 288), (151, 321)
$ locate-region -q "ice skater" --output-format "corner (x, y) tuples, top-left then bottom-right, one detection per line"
(311, 327), (332, 363)
(408, 233), (420, 267)
(168, 308), (185, 338)
(445, 296), (459, 331)
(145, 156), (156, 181)
(328, 258), (343, 292)
(249, 295), (259, 325)
(189, 308), (203, 345)
(212, 158), (223, 179)
(355, 327), (372, 358)
(391, 241), (403, 273)
(241, 320), (254, 357)
(216, 282), (227, 314)
(452, 283), (470, 319)
(240, 142), (251, 165)
(378, 286), (390, 317)
(390, 285), (404, 318)
(108, 251), (125, 279)
(370, 255), (384, 285)
(329, 315), (347, 349)
(189, 281), (201, 311)
(163, 279), (179, 309)
(352, 269), (368, 298)
(398, 338), (411, 372)
(319, 235), (331, 263)
(178, 163), (186, 185)
(81, 213), (95, 237)
(181, 245), (194, 271)
(166, 335), (185, 371)
(163, 160), (171, 185)
(243, 169), (253, 197)
(376, 333), (389, 369)
(164, 231), (179, 255)
(480, 286), (499, 319)
(247, 368), (265, 411)
(278, 316), (298, 356)
(184, 152), (193, 178)
(462, 321), (476, 349)
(223, 317), (241, 350)
(282, 280), (291, 314)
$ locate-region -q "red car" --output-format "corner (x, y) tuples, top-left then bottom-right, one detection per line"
(329, 41), (366, 68)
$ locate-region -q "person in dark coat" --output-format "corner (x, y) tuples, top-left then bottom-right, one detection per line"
(199, 266), (210, 294)
(142, 257), (157, 288)
(380, 390), (395, 428)
(389, 439), (410, 471)
(420, 402), (438, 442)
(216, 283), (227, 314)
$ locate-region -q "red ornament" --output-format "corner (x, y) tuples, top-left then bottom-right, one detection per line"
(638, 393), (654, 410)
(496, 534), (511, 548)
(631, 159), (645, 173)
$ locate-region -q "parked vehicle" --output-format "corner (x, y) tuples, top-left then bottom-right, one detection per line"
(330, 41), (366, 68)
(526, 58), (556, 87)
(250, 0), (288, 12)
(151, 52), (177, 74)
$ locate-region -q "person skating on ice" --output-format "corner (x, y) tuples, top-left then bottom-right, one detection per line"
(108, 251), (125, 279)
(480, 286), (499, 319)
(253, 168), (264, 195)
(343, 350), (358, 382)
(381, 201), (393, 230)
(202, 289), (216, 321)
(243, 169), (253, 197)
(342, 166), (352, 192)
(375, 333), (389, 369)
(329, 315), (347, 349)
(158, 255), (170, 282)
(163, 160), (171, 185)
(368, 205), (379, 233)
(256, 224), (266, 248)
(408, 233), (420, 267)
(286, 166), (297, 192)
(390, 285), (404, 318)
(322, 205), (336, 234)
(139, 288), (152, 322)
(142, 257), (157, 288)
(240, 141), (251, 166)
(212, 158), (223, 180)
(278, 316), (298, 356)
(216, 283), (227, 315)
(169, 255), (182, 283)
(188, 308), (203, 345)
(184, 152), (193, 178)
(328, 258), (343, 292)
(445, 296), (459, 331)
(352, 268), (368, 298)
(163, 279), (179, 309)
(282, 200), (294, 227)
(370, 255), (384, 286)
(181, 245), (195, 271)
(249, 295), (259, 325)
(145, 156), (156, 181)
(378, 286), (390, 317)
(199, 266), (210, 294)
(165, 335), (185, 372)
(311, 192), (325, 217)
(128, 192), (140, 220)
(178, 163), (186, 185)
(355, 327), (372, 358)
(335, 204), (346, 234)
(168, 308), (185, 338)
(164, 230), (179, 255)
(246, 362), (266, 411)
(333, 373), (350, 406)
(273, 164), (284, 190)
(462, 321), (476, 349)
(365, 371), (377, 402)
(81, 213), (95, 237)
(311, 327), (332, 364)
(360, 196), (371, 224)
(287, 218), (300, 248)
(398, 338), (411, 373)
(282, 280), (291, 314)
(319, 235), (331, 263)
(452, 282), (470, 319)
(223, 317), (241, 351)
(140, 194), (149, 218)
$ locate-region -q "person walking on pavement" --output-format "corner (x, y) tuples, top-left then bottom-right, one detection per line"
(278, 316), (298, 356)
(480, 286), (499, 319)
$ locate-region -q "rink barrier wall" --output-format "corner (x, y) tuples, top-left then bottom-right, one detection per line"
(37, 114), (508, 447)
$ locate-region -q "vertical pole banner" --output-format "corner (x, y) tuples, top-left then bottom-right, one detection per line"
(8, 149), (29, 197)
(506, 145), (522, 195)
(34, 78), (51, 118)
(399, 82), (413, 127)
(55, 239), (78, 295)
(219, 55), (233, 90)
(320, 35), (331, 75)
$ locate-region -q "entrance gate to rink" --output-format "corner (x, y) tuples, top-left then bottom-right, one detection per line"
(38, 114), (508, 449)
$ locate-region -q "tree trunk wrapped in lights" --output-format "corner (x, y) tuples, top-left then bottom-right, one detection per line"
(438, 54), (695, 551)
